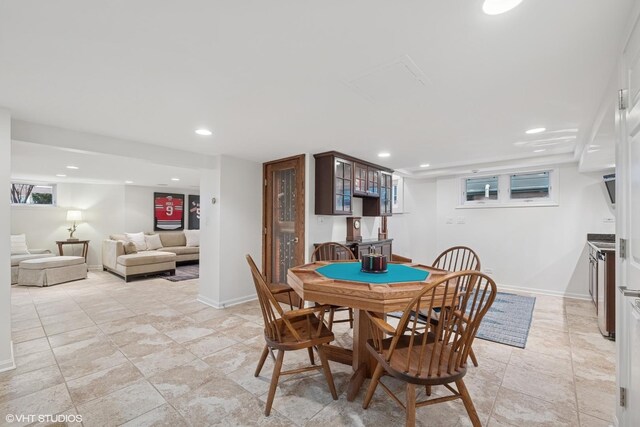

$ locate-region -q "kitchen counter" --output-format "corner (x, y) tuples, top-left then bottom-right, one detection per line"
(587, 233), (616, 252)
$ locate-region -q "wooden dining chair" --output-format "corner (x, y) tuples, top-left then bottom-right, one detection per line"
(431, 245), (481, 366)
(246, 255), (338, 415)
(362, 270), (497, 427)
(432, 246), (480, 272)
(311, 242), (356, 329)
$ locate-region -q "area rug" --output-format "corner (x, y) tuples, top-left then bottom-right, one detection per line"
(164, 264), (199, 282)
(475, 292), (536, 348)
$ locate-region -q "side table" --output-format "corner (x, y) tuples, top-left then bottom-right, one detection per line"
(56, 240), (90, 263)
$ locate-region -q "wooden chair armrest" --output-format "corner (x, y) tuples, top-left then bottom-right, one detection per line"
(282, 305), (332, 319)
(365, 312), (397, 335)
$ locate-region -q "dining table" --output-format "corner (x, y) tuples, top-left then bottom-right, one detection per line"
(287, 260), (450, 401)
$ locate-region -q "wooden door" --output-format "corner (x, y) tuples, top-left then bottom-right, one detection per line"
(618, 13), (640, 425)
(263, 155), (305, 289)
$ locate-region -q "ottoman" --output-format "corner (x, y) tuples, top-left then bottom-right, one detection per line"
(18, 256), (87, 287)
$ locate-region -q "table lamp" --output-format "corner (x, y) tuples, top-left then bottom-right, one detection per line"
(66, 210), (82, 241)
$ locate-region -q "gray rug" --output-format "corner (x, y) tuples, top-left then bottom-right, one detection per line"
(475, 292), (536, 348)
(164, 264), (199, 282)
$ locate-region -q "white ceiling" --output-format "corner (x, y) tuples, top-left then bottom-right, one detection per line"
(0, 0), (633, 173)
(11, 141), (201, 188)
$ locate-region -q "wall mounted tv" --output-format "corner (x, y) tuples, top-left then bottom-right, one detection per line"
(604, 173), (615, 204)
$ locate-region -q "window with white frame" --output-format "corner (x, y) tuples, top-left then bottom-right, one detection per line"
(10, 183), (57, 206)
(460, 169), (557, 207)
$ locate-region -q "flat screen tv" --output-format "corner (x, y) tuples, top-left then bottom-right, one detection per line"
(604, 173), (615, 204)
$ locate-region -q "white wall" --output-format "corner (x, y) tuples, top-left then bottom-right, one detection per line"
(198, 155), (262, 307)
(398, 164), (614, 298)
(0, 109), (14, 371)
(10, 183), (198, 267)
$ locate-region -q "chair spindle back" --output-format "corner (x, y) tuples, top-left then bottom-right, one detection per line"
(246, 255), (289, 342)
(311, 242), (356, 262)
(368, 271), (496, 379)
(432, 246), (480, 272)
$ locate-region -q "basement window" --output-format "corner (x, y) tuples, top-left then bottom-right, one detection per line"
(10, 183), (57, 206)
(464, 176), (498, 202)
(459, 169), (558, 208)
(510, 171), (550, 200)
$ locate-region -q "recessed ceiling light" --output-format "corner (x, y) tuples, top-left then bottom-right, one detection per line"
(125, 180), (133, 184)
(534, 149), (546, 153)
(195, 129), (212, 136)
(66, 165), (79, 170)
(56, 174), (66, 177)
(171, 178), (180, 181)
(587, 148), (600, 153)
(483, 0), (523, 15)
(589, 144), (600, 148)
(608, 163), (616, 168)
(419, 164), (430, 168)
(378, 152), (390, 158)
(525, 127), (546, 135)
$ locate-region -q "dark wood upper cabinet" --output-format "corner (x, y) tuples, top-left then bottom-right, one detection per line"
(363, 171), (393, 216)
(353, 163), (368, 196)
(315, 151), (393, 216)
(315, 153), (353, 215)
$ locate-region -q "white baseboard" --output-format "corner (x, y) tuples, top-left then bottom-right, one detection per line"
(0, 341), (16, 373)
(197, 293), (257, 309)
(497, 283), (590, 300)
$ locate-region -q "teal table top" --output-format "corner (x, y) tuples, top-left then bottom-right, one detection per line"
(316, 262), (429, 284)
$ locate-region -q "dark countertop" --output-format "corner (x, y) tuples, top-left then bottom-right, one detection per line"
(314, 238), (393, 246)
(587, 234), (616, 252)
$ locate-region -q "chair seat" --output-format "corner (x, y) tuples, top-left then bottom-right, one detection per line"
(267, 314), (334, 350)
(367, 334), (467, 385)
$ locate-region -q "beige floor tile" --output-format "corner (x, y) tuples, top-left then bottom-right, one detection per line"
(492, 387), (579, 426)
(78, 379), (166, 427)
(117, 332), (175, 358)
(574, 374), (616, 421)
(0, 383), (73, 427)
(120, 403), (187, 427)
(53, 336), (128, 381)
(508, 347), (573, 380)
(184, 331), (238, 358)
(11, 326), (46, 344)
(12, 348), (57, 375)
(501, 364), (576, 409)
(0, 364), (64, 402)
(66, 362), (143, 404)
(47, 325), (106, 349)
(579, 413), (614, 427)
(147, 358), (220, 400)
(163, 324), (216, 344)
(13, 337), (50, 357)
(128, 344), (197, 377)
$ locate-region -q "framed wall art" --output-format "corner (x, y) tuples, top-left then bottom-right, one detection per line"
(154, 192), (185, 231)
(188, 194), (200, 230)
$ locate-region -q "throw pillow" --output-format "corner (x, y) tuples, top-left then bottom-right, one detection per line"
(123, 241), (138, 255)
(10, 234), (30, 255)
(184, 229), (200, 247)
(125, 232), (147, 251)
(145, 234), (163, 250)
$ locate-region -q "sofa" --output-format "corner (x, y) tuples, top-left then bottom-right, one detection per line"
(11, 234), (55, 285)
(102, 231), (199, 282)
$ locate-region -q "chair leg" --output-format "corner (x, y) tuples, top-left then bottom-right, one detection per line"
(327, 308), (335, 330)
(469, 347), (479, 367)
(362, 363), (384, 409)
(348, 308), (354, 329)
(316, 344), (338, 400)
(287, 291), (293, 311)
(307, 347), (315, 365)
(406, 383), (416, 427)
(456, 379), (481, 427)
(425, 385), (432, 396)
(265, 349), (285, 416)
(255, 345), (269, 377)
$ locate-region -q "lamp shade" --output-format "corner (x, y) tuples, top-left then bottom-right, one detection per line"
(66, 210), (83, 221)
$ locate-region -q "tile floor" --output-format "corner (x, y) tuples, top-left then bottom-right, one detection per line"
(0, 271), (616, 426)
